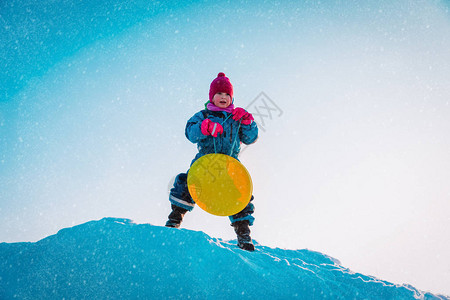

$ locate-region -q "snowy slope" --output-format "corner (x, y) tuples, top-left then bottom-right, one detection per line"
(0, 218), (447, 299)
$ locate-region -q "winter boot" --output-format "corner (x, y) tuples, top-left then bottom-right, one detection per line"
(232, 220), (255, 251)
(165, 204), (188, 228)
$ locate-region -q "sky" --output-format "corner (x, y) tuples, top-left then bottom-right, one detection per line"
(1, 0), (450, 296)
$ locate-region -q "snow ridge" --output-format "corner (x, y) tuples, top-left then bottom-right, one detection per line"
(0, 218), (447, 299)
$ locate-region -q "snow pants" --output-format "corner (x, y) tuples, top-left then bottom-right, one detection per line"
(169, 172), (255, 225)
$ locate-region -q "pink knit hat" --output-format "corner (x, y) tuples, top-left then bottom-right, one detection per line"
(209, 72), (234, 102)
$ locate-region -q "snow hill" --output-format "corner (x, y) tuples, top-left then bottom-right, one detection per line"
(0, 218), (447, 299)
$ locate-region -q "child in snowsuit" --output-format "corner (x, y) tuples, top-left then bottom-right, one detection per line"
(165, 72), (258, 251)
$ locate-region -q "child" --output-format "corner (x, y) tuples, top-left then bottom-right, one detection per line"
(165, 72), (259, 251)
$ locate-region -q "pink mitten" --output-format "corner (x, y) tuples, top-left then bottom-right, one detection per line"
(201, 119), (224, 137)
(241, 112), (254, 125)
(232, 107), (254, 125)
(232, 107), (247, 121)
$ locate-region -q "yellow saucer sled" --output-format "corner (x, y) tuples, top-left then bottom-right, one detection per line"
(187, 153), (253, 216)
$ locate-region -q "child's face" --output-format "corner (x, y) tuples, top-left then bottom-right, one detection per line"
(212, 92), (232, 109)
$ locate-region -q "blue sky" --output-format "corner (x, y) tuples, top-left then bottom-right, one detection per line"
(1, 0), (450, 296)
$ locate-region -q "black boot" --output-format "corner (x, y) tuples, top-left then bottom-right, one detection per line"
(165, 205), (188, 228)
(233, 220), (255, 251)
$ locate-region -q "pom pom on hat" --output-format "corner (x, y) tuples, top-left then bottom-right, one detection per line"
(209, 72), (234, 102)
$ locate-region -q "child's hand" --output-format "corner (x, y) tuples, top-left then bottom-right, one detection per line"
(232, 107), (254, 125)
(201, 119), (224, 137)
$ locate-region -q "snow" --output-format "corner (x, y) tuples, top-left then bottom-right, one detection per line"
(0, 218), (447, 299)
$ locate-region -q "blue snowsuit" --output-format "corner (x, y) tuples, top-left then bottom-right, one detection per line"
(169, 109), (258, 225)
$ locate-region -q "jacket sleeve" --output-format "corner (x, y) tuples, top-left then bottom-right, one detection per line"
(239, 121), (258, 145)
(185, 111), (207, 144)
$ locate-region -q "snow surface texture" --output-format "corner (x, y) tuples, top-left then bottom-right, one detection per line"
(0, 218), (447, 299)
